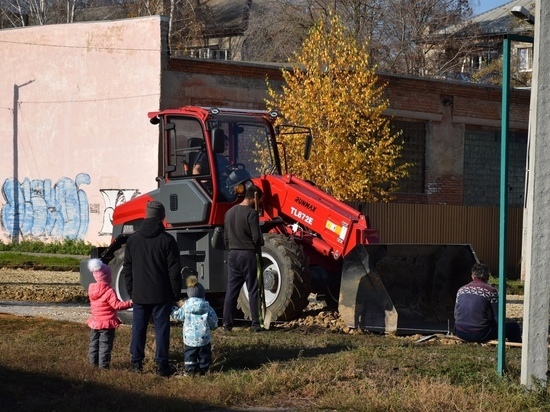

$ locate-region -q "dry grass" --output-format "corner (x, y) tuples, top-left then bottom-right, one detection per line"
(1, 314), (548, 412)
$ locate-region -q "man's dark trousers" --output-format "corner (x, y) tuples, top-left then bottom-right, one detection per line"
(223, 249), (260, 329)
(131, 301), (172, 366)
(455, 322), (522, 343)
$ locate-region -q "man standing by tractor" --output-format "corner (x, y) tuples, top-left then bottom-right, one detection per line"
(123, 200), (182, 376)
(222, 185), (264, 332)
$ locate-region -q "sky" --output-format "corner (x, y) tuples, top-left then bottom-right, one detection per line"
(473, 0), (513, 15)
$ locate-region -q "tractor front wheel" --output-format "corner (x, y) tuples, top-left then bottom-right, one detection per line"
(238, 234), (310, 322)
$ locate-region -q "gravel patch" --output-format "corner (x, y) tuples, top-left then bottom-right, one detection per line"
(0, 301), (91, 323)
(0, 268), (90, 323)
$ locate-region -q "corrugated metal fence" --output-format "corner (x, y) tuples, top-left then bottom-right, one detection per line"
(352, 202), (524, 279)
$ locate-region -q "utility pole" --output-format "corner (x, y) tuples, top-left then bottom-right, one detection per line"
(521, 0), (550, 388)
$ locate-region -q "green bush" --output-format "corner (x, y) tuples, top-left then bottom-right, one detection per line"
(490, 276), (524, 295)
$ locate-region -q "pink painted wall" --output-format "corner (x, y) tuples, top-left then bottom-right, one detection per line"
(0, 17), (166, 245)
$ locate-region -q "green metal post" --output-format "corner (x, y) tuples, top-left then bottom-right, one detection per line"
(498, 36), (511, 376)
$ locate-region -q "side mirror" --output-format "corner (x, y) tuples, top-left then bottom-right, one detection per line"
(304, 134), (312, 160)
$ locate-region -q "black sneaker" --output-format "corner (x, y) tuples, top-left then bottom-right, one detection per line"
(222, 324), (233, 331)
(251, 326), (263, 333)
(131, 362), (143, 373)
(157, 364), (177, 377)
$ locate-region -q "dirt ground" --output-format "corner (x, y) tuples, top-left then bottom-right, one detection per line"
(0, 268), (88, 303)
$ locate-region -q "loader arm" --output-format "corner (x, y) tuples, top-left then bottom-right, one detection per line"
(258, 173), (379, 259)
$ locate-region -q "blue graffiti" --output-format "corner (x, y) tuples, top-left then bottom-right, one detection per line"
(1, 173), (90, 240)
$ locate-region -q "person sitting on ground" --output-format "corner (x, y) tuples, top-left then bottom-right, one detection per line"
(454, 263), (521, 343)
(171, 275), (218, 376)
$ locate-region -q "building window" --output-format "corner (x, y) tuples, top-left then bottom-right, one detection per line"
(188, 48), (231, 60)
(390, 120), (426, 194)
(517, 47), (533, 72)
(463, 129), (527, 207)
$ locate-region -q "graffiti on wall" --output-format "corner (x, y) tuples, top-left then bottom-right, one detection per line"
(98, 189), (139, 236)
(1, 173), (90, 240)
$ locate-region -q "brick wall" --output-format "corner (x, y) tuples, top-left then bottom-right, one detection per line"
(163, 61), (530, 207)
(425, 173), (464, 205)
(394, 172), (465, 205)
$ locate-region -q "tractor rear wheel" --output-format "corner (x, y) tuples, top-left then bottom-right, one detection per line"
(238, 234), (310, 322)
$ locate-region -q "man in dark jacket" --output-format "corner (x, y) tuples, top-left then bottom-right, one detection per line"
(454, 263), (521, 343)
(123, 200), (181, 376)
(222, 184), (263, 332)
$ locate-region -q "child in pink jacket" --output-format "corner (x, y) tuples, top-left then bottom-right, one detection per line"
(87, 258), (132, 369)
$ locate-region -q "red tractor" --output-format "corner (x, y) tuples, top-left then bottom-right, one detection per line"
(80, 106), (477, 334)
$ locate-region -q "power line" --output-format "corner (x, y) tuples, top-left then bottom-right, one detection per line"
(19, 93), (160, 104)
(0, 38), (167, 52)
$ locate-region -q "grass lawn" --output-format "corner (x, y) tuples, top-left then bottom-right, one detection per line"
(0, 314), (547, 412)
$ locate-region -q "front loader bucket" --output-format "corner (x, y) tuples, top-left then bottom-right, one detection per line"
(339, 244), (478, 335)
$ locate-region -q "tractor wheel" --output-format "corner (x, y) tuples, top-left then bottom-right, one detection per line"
(109, 245), (132, 323)
(109, 245), (132, 301)
(238, 234), (310, 322)
(108, 245), (133, 324)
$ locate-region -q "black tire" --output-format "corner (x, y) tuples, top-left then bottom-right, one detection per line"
(109, 245), (131, 301)
(238, 234), (310, 321)
(108, 246), (133, 324)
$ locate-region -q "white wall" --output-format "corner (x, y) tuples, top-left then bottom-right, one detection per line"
(0, 17), (166, 245)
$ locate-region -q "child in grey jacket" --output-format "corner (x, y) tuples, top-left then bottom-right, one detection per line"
(171, 276), (218, 375)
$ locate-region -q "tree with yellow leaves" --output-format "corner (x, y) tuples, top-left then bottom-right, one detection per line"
(266, 12), (409, 203)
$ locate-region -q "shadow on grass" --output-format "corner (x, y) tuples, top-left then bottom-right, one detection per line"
(213, 333), (353, 372)
(0, 365), (232, 412)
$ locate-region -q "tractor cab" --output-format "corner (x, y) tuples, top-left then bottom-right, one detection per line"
(149, 107), (281, 227)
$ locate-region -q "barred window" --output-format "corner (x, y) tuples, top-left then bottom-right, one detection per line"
(463, 129), (527, 207)
(390, 120), (426, 193)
